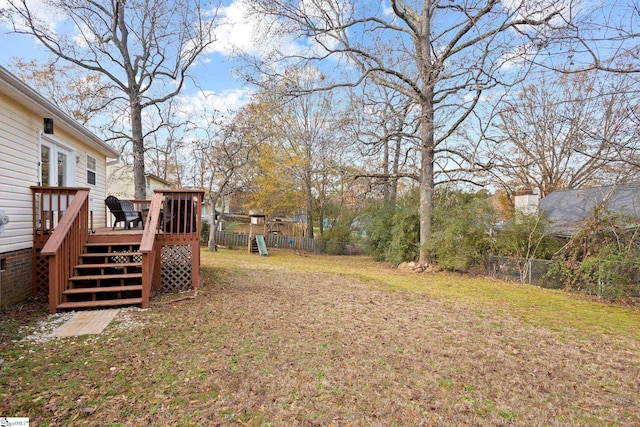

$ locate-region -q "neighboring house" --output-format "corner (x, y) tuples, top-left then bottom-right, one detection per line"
(0, 65), (119, 307)
(516, 183), (640, 237)
(513, 190), (540, 216)
(107, 163), (173, 199)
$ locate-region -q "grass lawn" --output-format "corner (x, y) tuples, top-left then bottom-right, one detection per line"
(1, 248), (639, 426)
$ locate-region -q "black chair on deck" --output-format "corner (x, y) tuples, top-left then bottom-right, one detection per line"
(105, 195), (143, 229)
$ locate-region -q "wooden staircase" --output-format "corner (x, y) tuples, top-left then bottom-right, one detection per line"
(56, 235), (144, 311)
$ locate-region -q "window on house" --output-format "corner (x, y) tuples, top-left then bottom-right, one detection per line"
(87, 155), (97, 186)
(41, 145), (51, 186)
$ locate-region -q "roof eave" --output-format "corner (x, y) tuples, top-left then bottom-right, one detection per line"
(0, 65), (120, 159)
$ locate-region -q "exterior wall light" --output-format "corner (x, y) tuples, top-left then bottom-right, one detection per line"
(44, 117), (54, 134)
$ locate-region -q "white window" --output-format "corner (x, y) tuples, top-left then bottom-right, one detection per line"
(87, 155), (97, 186)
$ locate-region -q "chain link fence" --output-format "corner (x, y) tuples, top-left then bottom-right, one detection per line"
(484, 256), (552, 286)
(482, 256), (640, 298)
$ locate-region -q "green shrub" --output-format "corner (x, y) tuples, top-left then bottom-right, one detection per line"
(542, 207), (640, 299)
(384, 204), (420, 264)
(324, 240), (347, 255)
(426, 189), (493, 271)
(362, 190), (420, 263)
(494, 213), (561, 260)
(200, 220), (210, 245)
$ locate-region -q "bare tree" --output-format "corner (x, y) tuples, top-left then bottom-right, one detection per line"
(9, 58), (114, 126)
(537, 0), (640, 74)
(1, 0), (220, 199)
(144, 100), (189, 186)
(188, 104), (263, 251)
(245, 0), (572, 264)
(490, 71), (640, 196)
(347, 85), (419, 206)
(253, 70), (348, 239)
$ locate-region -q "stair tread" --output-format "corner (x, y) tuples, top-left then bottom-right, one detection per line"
(76, 262), (141, 269)
(64, 285), (143, 294)
(57, 298), (143, 309)
(80, 252), (141, 257)
(70, 273), (143, 281)
(85, 241), (141, 246)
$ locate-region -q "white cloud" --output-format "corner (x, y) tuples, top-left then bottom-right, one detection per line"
(175, 87), (252, 125)
(207, 0), (257, 56)
(207, 0), (336, 60)
(0, 0), (65, 33)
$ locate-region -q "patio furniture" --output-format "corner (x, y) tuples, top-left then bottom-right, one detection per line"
(105, 195), (143, 229)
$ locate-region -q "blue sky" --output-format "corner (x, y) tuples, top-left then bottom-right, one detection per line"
(1, 0), (636, 125)
(0, 0), (270, 117)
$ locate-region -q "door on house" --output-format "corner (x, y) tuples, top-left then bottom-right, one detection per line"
(40, 138), (75, 187)
(40, 137), (76, 229)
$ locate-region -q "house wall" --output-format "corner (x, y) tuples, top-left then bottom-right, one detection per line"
(514, 193), (540, 216)
(0, 92), (40, 253)
(107, 164), (172, 199)
(0, 89), (114, 306)
(0, 93), (111, 248)
(72, 136), (109, 228)
(106, 165), (134, 199)
(147, 176), (171, 194)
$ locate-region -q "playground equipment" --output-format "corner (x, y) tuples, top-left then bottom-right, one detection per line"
(248, 212), (268, 256)
(249, 234), (268, 256)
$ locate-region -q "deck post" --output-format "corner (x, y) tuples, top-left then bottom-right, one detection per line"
(192, 240), (200, 290)
(48, 253), (59, 314)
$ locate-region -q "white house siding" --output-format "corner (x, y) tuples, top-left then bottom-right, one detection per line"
(147, 176), (172, 194)
(106, 164), (135, 199)
(0, 94), (114, 253)
(107, 164), (173, 200)
(0, 93), (40, 253)
(71, 136), (109, 228)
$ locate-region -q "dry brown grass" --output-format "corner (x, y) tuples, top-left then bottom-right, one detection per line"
(1, 248), (639, 426)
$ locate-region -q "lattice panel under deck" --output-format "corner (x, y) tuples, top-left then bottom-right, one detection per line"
(34, 250), (49, 294)
(161, 245), (192, 291)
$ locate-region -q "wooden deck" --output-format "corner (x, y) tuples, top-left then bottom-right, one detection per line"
(93, 226), (144, 235)
(33, 188), (205, 313)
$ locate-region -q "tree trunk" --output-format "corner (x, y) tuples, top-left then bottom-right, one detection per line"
(305, 169), (315, 239)
(131, 101), (146, 200)
(207, 198), (217, 251)
(417, 1), (435, 266)
(318, 203), (324, 236)
(418, 138), (434, 264)
(390, 131), (402, 206)
(418, 96), (435, 265)
(382, 135), (391, 203)
(306, 191), (314, 239)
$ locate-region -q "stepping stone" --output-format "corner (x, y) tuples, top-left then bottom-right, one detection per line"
(52, 309), (120, 337)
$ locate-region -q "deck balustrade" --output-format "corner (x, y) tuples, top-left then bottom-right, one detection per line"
(32, 187), (203, 312)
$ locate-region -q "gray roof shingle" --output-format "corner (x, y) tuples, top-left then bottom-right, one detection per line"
(539, 183), (640, 236)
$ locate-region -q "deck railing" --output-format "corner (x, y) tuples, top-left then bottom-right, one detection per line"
(32, 187), (202, 311)
(36, 188), (90, 313)
(139, 189), (204, 307)
(139, 192), (163, 308)
(105, 199), (152, 229)
(32, 186), (86, 248)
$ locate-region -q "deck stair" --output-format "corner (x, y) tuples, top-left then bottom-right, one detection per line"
(56, 236), (144, 311)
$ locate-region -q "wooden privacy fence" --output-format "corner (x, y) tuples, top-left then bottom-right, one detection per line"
(214, 231), (367, 255)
